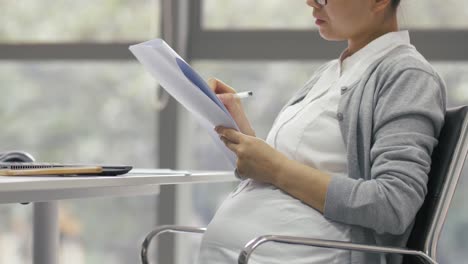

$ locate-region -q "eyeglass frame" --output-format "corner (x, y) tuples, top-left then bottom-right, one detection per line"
(315, 0), (328, 6)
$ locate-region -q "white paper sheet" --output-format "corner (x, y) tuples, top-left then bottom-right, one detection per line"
(129, 39), (238, 168)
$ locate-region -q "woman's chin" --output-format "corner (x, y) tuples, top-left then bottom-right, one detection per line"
(318, 29), (344, 41)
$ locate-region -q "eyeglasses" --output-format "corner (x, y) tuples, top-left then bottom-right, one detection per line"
(315, 0), (328, 6)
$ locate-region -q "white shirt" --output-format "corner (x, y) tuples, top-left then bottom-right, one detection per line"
(196, 31), (412, 264)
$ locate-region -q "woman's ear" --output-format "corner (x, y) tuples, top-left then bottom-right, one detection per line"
(372, 0), (393, 13)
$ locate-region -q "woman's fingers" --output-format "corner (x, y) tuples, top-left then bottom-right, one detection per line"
(216, 79), (236, 93)
(217, 127), (243, 153)
(207, 78), (237, 94)
(216, 127), (242, 144)
(220, 135), (239, 153)
(216, 93), (237, 106)
(207, 78), (218, 92)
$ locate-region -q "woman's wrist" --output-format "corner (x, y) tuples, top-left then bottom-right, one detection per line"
(271, 156), (331, 213)
(237, 115), (255, 137)
(271, 154), (290, 187)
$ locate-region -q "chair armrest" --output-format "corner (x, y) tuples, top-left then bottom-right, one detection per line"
(238, 235), (438, 264)
(141, 225), (206, 264)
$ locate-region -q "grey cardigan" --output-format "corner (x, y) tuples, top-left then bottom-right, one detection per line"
(284, 46), (446, 264)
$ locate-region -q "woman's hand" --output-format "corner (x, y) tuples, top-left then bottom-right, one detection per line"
(216, 125), (332, 213)
(208, 78), (256, 137)
(215, 126), (288, 185)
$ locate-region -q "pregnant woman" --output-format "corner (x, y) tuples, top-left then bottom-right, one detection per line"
(197, 0), (446, 263)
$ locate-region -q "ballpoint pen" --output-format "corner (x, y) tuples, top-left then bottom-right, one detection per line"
(233, 91), (253, 99)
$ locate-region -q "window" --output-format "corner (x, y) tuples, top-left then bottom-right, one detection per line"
(0, 62), (156, 164)
(202, 0), (468, 30)
(438, 162), (468, 263)
(0, 0), (159, 42)
(0, 1), (161, 263)
(202, 0), (311, 29)
(399, 1), (468, 29)
(433, 62), (468, 107)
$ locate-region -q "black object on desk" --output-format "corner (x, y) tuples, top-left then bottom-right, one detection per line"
(0, 151), (35, 163)
(0, 162), (132, 176)
(0, 151), (36, 204)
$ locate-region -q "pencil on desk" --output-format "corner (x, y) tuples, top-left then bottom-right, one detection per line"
(0, 166), (103, 176)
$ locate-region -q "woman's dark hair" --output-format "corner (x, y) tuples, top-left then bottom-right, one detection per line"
(392, 0), (401, 9)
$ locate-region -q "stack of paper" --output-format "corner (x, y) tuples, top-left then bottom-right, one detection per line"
(129, 39), (238, 168)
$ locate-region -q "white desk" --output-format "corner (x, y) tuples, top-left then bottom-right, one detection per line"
(0, 169), (236, 264)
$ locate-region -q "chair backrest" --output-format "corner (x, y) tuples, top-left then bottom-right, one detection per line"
(403, 106), (468, 264)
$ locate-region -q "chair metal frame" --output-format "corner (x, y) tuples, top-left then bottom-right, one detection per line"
(425, 106), (468, 259)
(141, 107), (468, 264)
(141, 226), (206, 264)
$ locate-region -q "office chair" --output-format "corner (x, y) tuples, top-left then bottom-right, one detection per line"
(141, 106), (468, 264)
